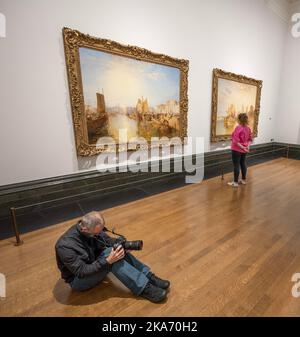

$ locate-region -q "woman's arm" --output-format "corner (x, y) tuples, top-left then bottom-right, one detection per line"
(232, 128), (248, 151)
(237, 142), (249, 152)
(245, 128), (253, 152)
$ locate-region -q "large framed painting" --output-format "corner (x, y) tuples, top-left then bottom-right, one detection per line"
(63, 27), (189, 156)
(211, 68), (263, 142)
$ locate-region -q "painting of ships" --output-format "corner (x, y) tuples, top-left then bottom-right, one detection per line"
(224, 104), (237, 130)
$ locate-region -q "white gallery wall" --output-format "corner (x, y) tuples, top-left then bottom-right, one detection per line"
(275, 2), (300, 144)
(0, 0), (294, 185)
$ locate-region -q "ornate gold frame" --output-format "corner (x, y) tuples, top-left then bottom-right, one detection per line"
(211, 68), (263, 142)
(62, 27), (189, 156)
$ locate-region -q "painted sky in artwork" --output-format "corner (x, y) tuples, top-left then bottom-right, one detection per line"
(217, 78), (257, 116)
(79, 47), (180, 108)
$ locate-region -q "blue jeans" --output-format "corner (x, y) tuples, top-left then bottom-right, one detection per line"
(70, 248), (150, 296)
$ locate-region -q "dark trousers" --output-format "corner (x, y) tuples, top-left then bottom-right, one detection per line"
(231, 150), (247, 183)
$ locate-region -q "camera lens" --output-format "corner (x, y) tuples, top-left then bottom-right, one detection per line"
(124, 240), (143, 251)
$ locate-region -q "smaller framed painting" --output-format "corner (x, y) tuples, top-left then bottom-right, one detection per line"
(211, 68), (263, 142)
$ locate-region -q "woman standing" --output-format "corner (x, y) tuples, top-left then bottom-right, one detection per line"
(228, 113), (253, 188)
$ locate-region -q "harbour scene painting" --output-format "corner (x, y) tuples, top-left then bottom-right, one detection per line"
(211, 68), (262, 142)
(216, 78), (257, 135)
(79, 47), (181, 145)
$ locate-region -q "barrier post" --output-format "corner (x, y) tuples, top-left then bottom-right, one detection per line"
(10, 207), (23, 246)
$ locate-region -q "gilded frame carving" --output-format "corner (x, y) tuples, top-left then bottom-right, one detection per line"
(211, 68), (263, 142)
(62, 27), (189, 156)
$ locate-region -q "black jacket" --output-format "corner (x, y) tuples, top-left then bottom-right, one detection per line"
(55, 222), (117, 283)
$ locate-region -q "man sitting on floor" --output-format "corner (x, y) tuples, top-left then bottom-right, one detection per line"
(55, 211), (170, 303)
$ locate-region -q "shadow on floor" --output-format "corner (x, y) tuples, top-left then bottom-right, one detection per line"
(52, 276), (145, 306)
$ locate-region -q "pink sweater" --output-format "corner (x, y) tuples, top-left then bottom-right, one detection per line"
(231, 125), (253, 153)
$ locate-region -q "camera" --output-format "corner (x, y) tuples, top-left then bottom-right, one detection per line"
(104, 227), (143, 251)
(113, 236), (143, 251)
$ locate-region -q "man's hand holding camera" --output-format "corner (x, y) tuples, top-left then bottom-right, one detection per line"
(106, 245), (125, 264)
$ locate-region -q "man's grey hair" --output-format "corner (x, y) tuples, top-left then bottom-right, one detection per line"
(81, 211), (104, 230)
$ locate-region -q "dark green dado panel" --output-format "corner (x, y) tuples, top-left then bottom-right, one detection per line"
(0, 142), (295, 239)
(274, 142), (300, 160)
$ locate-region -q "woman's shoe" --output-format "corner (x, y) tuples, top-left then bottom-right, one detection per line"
(227, 181), (238, 188)
(239, 179), (247, 185)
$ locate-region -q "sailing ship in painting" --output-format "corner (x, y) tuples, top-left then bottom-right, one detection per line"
(218, 103), (255, 134)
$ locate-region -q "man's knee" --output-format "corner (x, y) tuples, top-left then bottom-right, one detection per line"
(124, 251), (133, 260)
(111, 258), (125, 270)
